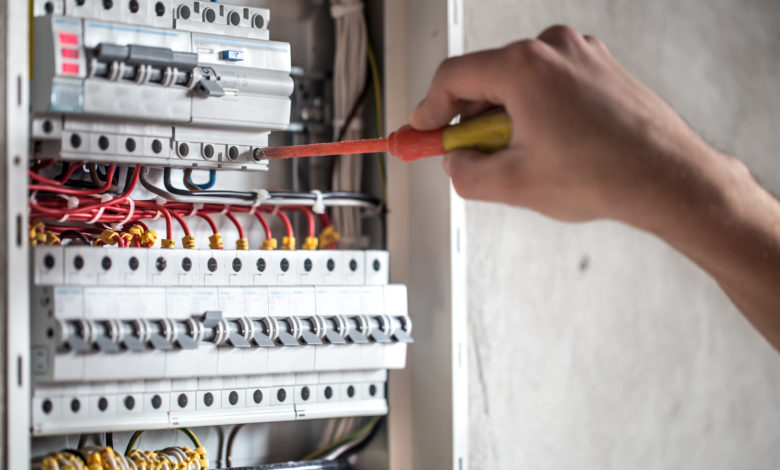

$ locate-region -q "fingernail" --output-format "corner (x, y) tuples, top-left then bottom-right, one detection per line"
(442, 154), (451, 175)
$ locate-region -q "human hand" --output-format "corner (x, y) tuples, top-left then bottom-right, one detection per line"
(409, 25), (742, 227)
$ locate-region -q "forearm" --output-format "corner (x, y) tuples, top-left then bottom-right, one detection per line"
(634, 146), (780, 350)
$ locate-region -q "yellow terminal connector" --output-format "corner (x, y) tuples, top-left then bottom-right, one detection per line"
(302, 236), (319, 250)
(208, 232), (223, 250)
(141, 229), (158, 247)
(281, 235), (296, 250)
(319, 224), (341, 248)
(161, 238), (175, 249)
(45, 231), (61, 246)
(96, 229), (119, 246)
(30, 221), (45, 246)
(236, 237), (249, 250)
(120, 232), (134, 246)
(182, 234), (196, 249)
(261, 238), (278, 250)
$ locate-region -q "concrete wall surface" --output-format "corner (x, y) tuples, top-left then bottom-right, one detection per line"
(463, 1), (780, 468)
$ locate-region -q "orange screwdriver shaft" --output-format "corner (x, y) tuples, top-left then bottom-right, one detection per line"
(258, 126), (446, 162)
(258, 111), (511, 162)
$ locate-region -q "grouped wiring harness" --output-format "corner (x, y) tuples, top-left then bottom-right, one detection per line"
(34, 428), (208, 470)
(28, 162), (382, 251)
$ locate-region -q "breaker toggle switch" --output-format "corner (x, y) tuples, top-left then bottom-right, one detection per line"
(274, 318), (300, 346)
(147, 319), (175, 350)
(366, 316), (392, 344)
(321, 317), (347, 344)
(225, 318), (252, 348)
(172, 319), (202, 350)
(249, 318), (276, 347)
(119, 319), (149, 351)
(58, 319), (95, 353)
(193, 67), (225, 98)
(390, 316), (414, 343)
(344, 317), (369, 344)
(92, 320), (121, 352)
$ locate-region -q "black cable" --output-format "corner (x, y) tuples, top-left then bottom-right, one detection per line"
(337, 73), (372, 142)
(160, 167), (381, 206)
(226, 424), (245, 468)
(226, 459), (350, 470)
(77, 434), (88, 449)
(60, 449), (87, 464)
(59, 230), (92, 245)
(105, 432), (113, 449)
(215, 426), (225, 468)
(266, 191), (381, 205)
(162, 167), (255, 201)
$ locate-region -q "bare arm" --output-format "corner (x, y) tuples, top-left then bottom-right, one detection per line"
(410, 25), (780, 351)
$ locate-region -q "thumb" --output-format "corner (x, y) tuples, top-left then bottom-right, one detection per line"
(443, 148), (520, 202)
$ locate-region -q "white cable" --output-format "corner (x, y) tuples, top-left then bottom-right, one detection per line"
(331, 0), (368, 247)
(110, 197), (135, 231)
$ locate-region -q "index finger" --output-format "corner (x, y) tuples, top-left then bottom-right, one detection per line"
(408, 46), (518, 130)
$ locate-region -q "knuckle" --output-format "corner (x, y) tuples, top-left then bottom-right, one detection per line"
(583, 34), (607, 51)
(505, 39), (549, 66)
(542, 24), (581, 42)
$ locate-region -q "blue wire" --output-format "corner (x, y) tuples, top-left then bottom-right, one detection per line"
(187, 169), (217, 190)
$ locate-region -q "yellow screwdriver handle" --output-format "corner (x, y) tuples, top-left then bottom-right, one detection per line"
(442, 110), (512, 153)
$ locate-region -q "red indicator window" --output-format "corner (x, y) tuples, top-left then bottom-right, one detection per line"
(58, 32), (78, 46)
(61, 48), (79, 59)
(61, 63), (80, 75)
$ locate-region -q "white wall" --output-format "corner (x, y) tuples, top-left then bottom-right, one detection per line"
(464, 0), (780, 468)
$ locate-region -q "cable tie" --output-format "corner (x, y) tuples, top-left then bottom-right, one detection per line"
(220, 206), (229, 215)
(29, 191), (38, 204)
(270, 206), (280, 216)
(251, 189), (271, 208)
(110, 197), (135, 231)
(152, 210), (162, 220)
(85, 194), (112, 224)
(155, 196), (167, 206)
(188, 202), (204, 217)
(58, 194), (79, 209)
(311, 190), (326, 214)
(330, 3), (363, 18)
(57, 213), (70, 223)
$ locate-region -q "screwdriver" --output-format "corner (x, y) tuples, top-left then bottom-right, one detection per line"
(258, 110), (511, 162)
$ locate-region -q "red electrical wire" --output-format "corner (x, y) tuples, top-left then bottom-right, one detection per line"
(252, 210), (272, 241)
(28, 162), (82, 186)
(196, 212), (219, 234)
(274, 210), (294, 239)
(155, 205), (173, 240)
(224, 211), (245, 239)
(169, 210), (191, 236)
(29, 165), (140, 216)
(31, 159), (56, 172)
(29, 164), (116, 195)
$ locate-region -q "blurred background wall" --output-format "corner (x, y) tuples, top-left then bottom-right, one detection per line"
(463, 0), (780, 468)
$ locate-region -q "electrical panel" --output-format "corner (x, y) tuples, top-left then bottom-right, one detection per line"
(24, 0), (407, 468)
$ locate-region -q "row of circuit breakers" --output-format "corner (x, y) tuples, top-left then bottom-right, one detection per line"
(32, 247), (410, 435)
(32, 0), (292, 170)
(28, 0), (413, 437)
